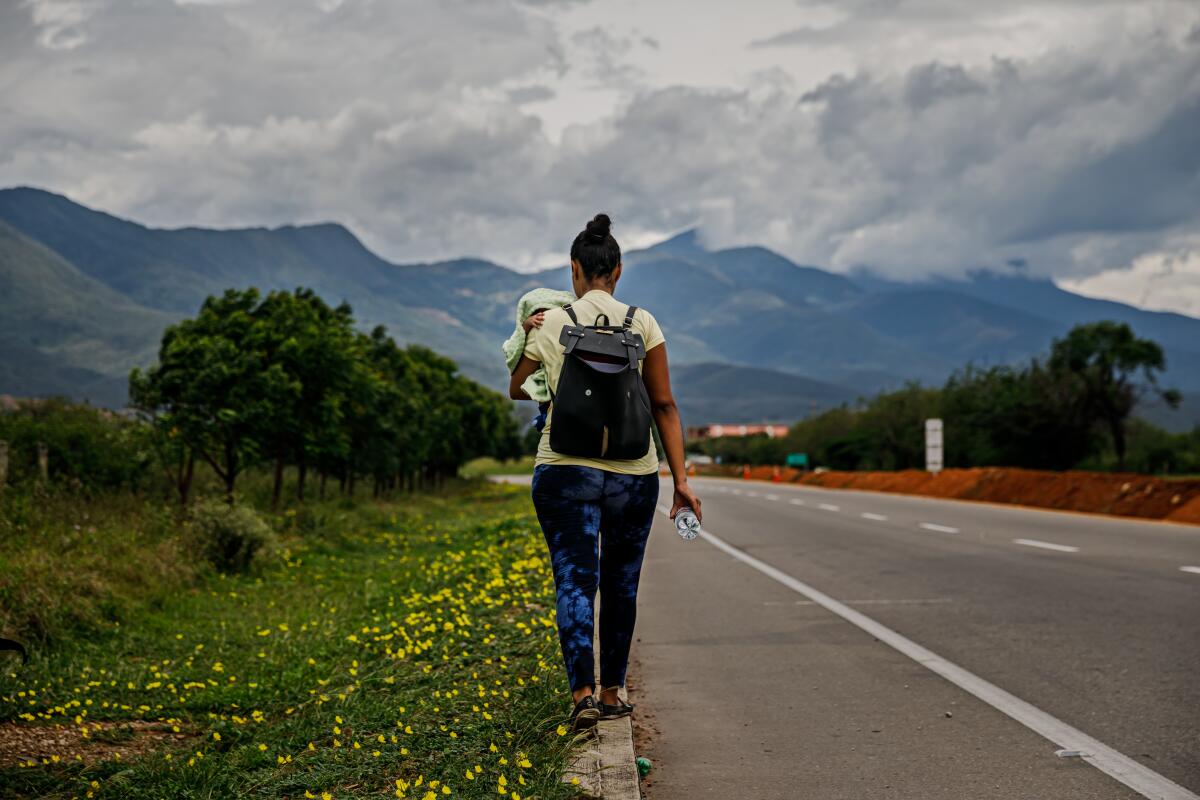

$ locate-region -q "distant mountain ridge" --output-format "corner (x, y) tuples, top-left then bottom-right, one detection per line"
(2, 186), (1198, 431)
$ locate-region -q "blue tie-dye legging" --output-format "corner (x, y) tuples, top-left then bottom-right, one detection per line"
(531, 464), (660, 693)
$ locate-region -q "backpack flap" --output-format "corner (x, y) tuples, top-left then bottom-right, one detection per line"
(558, 325), (645, 365)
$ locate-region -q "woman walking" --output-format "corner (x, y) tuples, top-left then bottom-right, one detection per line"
(508, 213), (701, 731)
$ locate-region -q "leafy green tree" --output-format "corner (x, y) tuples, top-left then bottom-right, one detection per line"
(250, 289), (359, 508)
(941, 361), (1095, 470)
(127, 371), (196, 505)
(132, 288), (526, 503)
(131, 289), (275, 502)
(1117, 420), (1200, 475)
(1048, 322), (1181, 470)
(856, 383), (939, 470)
(349, 328), (426, 497)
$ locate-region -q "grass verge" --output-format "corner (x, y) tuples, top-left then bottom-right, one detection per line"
(0, 482), (586, 799)
(459, 458), (536, 479)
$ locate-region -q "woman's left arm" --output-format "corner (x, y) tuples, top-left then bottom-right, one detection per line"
(642, 343), (702, 522)
(509, 355), (540, 400)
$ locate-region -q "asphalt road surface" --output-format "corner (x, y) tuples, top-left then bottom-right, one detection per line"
(625, 476), (1200, 799)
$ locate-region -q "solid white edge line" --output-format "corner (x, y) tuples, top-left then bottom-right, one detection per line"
(861, 512), (888, 521)
(656, 506), (1198, 800)
(919, 522), (960, 533)
(1014, 538), (1080, 553)
(1180, 566), (1200, 575)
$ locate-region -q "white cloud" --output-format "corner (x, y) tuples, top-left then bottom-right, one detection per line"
(23, 0), (99, 50)
(0, 0), (1197, 313)
(1060, 242), (1200, 318)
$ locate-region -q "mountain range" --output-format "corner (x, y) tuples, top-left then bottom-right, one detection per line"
(2, 186), (1198, 431)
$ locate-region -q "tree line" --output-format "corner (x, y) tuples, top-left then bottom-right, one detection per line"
(698, 322), (1196, 474)
(128, 287), (521, 505)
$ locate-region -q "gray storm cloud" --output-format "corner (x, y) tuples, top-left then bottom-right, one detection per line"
(1, 0), (1198, 299)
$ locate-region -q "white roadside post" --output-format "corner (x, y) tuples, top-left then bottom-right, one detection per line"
(925, 418), (943, 474)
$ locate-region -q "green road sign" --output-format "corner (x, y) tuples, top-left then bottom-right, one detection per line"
(786, 452), (808, 468)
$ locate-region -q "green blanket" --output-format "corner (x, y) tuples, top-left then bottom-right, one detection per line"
(502, 288), (576, 403)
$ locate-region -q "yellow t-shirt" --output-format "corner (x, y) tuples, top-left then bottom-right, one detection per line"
(523, 289), (666, 475)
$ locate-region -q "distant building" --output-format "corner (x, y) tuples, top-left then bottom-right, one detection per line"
(687, 423), (790, 440)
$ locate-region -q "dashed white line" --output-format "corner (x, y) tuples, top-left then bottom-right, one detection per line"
(788, 499), (805, 506)
(731, 489), (743, 496)
(861, 512), (888, 522)
(1014, 538), (1079, 553)
(919, 522), (959, 534)
(745, 490), (761, 498)
(765, 493), (780, 501)
(818, 503), (841, 512)
(1180, 566), (1200, 575)
(656, 505), (1200, 800)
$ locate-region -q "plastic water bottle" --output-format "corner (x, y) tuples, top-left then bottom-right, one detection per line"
(675, 508), (700, 540)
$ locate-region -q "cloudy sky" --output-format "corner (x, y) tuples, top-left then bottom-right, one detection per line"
(2, 0), (1199, 314)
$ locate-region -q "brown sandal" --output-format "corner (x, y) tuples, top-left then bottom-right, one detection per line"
(596, 685), (634, 719)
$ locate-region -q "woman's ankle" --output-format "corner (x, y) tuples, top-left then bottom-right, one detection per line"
(572, 685), (595, 704)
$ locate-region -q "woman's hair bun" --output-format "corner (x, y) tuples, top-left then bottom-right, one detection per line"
(585, 213), (612, 241)
(570, 212), (620, 278)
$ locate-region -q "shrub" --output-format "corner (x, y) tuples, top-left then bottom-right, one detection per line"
(188, 500), (277, 573)
(0, 398), (153, 491)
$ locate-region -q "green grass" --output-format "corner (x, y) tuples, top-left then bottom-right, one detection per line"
(459, 457), (536, 479)
(0, 482), (586, 799)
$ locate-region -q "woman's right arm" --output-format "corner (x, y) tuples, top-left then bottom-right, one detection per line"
(509, 355), (540, 400)
(642, 343), (702, 522)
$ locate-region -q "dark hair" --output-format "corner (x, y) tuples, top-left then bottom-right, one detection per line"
(570, 213), (621, 279)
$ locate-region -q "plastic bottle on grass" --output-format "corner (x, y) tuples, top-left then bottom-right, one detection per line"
(674, 508), (700, 540)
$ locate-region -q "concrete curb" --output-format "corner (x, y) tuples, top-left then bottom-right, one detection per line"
(561, 686), (641, 799)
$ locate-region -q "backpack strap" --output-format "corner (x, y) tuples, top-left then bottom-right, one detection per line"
(561, 303), (584, 355)
(621, 304), (640, 370)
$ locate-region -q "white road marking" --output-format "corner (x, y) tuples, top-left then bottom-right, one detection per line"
(789, 499), (805, 506)
(919, 522), (959, 534)
(765, 493), (780, 501)
(1180, 566), (1200, 575)
(818, 503), (840, 512)
(656, 505), (1199, 800)
(745, 491), (761, 498)
(1014, 538), (1080, 553)
(764, 598), (951, 607)
(861, 512), (888, 521)
(731, 489), (743, 496)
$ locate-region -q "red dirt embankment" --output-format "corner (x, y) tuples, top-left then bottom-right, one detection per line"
(693, 465), (1200, 525)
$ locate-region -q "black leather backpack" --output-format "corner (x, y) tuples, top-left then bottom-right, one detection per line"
(548, 303), (652, 459)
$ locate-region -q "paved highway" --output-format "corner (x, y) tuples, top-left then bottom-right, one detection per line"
(627, 476), (1200, 799)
